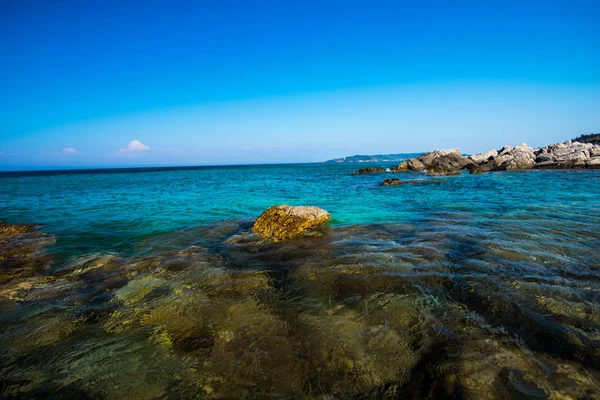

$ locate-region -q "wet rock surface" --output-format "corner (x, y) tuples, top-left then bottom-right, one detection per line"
(252, 205), (331, 241)
(0, 222), (55, 284)
(381, 178), (446, 186)
(0, 217), (599, 399)
(351, 167), (387, 174)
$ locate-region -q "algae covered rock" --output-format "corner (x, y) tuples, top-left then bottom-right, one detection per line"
(0, 221), (55, 284)
(252, 205), (330, 241)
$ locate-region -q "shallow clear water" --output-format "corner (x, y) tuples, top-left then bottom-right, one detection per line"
(0, 164), (599, 399)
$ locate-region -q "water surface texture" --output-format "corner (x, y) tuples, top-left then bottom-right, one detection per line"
(1, 164), (599, 399)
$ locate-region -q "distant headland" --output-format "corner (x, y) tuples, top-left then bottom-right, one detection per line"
(324, 153), (422, 163)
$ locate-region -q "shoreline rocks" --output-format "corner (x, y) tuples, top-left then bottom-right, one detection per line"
(252, 205), (331, 241)
(389, 139), (600, 175)
(394, 148), (475, 175)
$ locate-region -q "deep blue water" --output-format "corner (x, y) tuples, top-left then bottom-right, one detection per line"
(1, 163), (599, 398)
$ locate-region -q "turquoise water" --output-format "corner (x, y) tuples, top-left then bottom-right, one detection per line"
(1, 164), (599, 398)
(2, 164), (598, 256)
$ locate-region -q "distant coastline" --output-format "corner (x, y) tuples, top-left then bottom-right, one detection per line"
(328, 133), (600, 166)
(324, 153), (422, 163)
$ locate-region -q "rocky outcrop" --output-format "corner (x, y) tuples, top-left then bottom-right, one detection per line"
(495, 144), (536, 170)
(361, 138), (600, 178)
(394, 148), (473, 175)
(465, 140), (600, 172)
(533, 141), (599, 168)
(351, 167), (387, 175)
(252, 205), (331, 241)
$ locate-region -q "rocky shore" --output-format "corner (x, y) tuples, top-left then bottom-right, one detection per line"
(393, 140), (600, 175)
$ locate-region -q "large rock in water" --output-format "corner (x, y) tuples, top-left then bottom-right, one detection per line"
(252, 205), (331, 241)
(394, 149), (473, 174)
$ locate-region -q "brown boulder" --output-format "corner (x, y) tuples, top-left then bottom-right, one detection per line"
(394, 158), (426, 171)
(252, 205), (331, 241)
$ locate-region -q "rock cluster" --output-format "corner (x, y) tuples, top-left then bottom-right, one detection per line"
(351, 167), (387, 174)
(533, 141), (600, 168)
(392, 140), (600, 175)
(252, 205), (331, 241)
(394, 148), (475, 175)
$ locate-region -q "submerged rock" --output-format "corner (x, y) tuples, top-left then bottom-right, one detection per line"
(351, 167), (387, 174)
(382, 178), (411, 186)
(0, 222), (55, 284)
(252, 205), (331, 241)
(381, 178), (445, 186)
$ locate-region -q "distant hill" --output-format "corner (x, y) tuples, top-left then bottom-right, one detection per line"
(325, 153), (423, 163)
(573, 133), (600, 144)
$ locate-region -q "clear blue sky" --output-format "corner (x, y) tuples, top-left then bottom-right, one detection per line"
(1, 0), (599, 170)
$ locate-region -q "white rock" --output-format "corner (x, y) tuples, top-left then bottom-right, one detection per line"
(469, 149), (498, 164)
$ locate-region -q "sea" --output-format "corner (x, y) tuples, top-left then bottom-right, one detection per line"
(0, 163), (599, 399)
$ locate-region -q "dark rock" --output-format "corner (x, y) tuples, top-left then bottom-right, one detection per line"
(466, 163), (491, 174)
(351, 167), (387, 175)
(573, 133), (600, 145)
(380, 179), (444, 186)
(381, 179), (410, 186)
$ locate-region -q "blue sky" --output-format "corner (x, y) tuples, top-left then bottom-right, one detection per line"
(1, 0), (599, 170)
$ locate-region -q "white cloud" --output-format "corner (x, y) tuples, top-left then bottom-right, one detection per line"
(112, 140), (151, 158)
(127, 140), (150, 151)
(62, 147), (80, 154)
